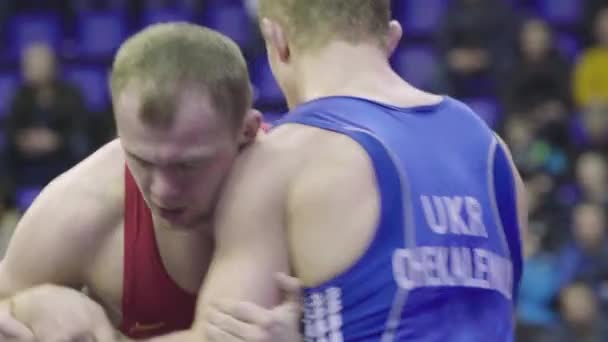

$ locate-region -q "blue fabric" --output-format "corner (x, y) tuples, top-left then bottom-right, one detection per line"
(274, 96), (522, 341)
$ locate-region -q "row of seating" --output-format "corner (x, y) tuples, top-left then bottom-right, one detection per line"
(1, 0), (586, 60)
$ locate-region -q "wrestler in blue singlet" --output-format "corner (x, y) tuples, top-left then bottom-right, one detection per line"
(275, 96), (523, 341)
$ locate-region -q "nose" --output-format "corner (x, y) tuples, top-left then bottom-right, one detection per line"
(149, 170), (182, 208)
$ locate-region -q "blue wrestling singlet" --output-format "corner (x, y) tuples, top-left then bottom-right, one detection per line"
(273, 96), (523, 341)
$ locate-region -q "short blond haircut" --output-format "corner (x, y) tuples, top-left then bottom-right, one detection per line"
(110, 22), (252, 129)
(258, 0), (391, 51)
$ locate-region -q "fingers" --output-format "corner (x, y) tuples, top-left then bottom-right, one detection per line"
(206, 323), (242, 342)
(92, 323), (118, 342)
(275, 273), (302, 303)
(208, 306), (268, 341)
(213, 300), (275, 328)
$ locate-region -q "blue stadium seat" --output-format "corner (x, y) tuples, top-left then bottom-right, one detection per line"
(394, 0), (448, 37)
(142, 9), (194, 27)
(15, 186), (42, 213)
(462, 97), (502, 129)
(76, 11), (128, 60)
(70, 0), (129, 12)
(393, 45), (439, 92)
(203, 4), (253, 47)
(251, 55), (284, 106)
(8, 13), (62, 59)
(142, 0), (201, 11)
(64, 66), (110, 112)
(0, 73), (19, 121)
(536, 0), (581, 27)
(556, 32), (581, 63)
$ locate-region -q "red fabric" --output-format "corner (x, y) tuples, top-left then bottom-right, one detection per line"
(120, 166), (197, 339)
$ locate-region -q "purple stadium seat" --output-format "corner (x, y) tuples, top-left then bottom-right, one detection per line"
(251, 55), (284, 106)
(64, 66), (110, 112)
(203, 4), (253, 47)
(142, 9), (194, 27)
(142, 0), (201, 11)
(70, 0), (129, 11)
(9, 13), (62, 58)
(462, 97), (502, 129)
(393, 46), (439, 91)
(0, 73), (18, 120)
(536, 0), (581, 27)
(77, 11), (127, 60)
(395, 0), (447, 37)
(556, 32), (581, 63)
(15, 186), (42, 213)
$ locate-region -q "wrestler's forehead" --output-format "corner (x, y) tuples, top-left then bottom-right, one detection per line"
(116, 87), (234, 162)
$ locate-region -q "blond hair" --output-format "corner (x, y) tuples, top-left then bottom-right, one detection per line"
(110, 22), (252, 129)
(258, 0), (391, 51)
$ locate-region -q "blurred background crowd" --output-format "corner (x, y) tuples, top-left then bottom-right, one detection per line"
(0, 0), (606, 341)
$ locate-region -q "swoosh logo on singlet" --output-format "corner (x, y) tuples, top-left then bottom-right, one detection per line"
(129, 321), (166, 334)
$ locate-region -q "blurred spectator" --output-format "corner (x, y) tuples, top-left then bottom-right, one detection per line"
(575, 152), (608, 204)
(516, 227), (561, 342)
(5, 43), (86, 190)
(553, 281), (608, 342)
(570, 102), (608, 153)
(558, 203), (608, 288)
(573, 7), (608, 108)
(503, 18), (571, 116)
(503, 115), (570, 180)
(524, 170), (570, 247)
(437, 0), (517, 98)
(583, 0), (608, 45)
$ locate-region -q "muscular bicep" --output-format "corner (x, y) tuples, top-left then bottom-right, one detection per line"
(193, 145), (290, 327)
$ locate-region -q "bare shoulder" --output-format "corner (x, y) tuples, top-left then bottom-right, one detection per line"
(267, 124), (379, 285)
(40, 138), (125, 226)
(269, 123), (373, 176)
(0, 140), (126, 293)
(230, 123), (371, 187)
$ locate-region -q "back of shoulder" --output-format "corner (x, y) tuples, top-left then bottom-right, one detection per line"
(232, 124), (370, 197)
(268, 124), (368, 167)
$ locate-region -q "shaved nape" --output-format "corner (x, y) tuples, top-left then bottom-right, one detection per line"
(258, 0), (391, 51)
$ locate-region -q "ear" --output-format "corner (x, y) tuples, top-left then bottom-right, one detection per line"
(261, 17), (290, 62)
(386, 20), (403, 57)
(237, 108), (263, 147)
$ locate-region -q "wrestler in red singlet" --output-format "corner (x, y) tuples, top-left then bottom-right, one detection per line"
(120, 166), (197, 339)
(118, 122), (272, 339)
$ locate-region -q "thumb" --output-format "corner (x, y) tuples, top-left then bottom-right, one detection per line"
(275, 273), (302, 305)
(94, 324), (120, 342)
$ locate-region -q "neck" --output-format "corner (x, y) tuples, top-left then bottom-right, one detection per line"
(287, 42), (423, 109)
(152, 213), (212, 236)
